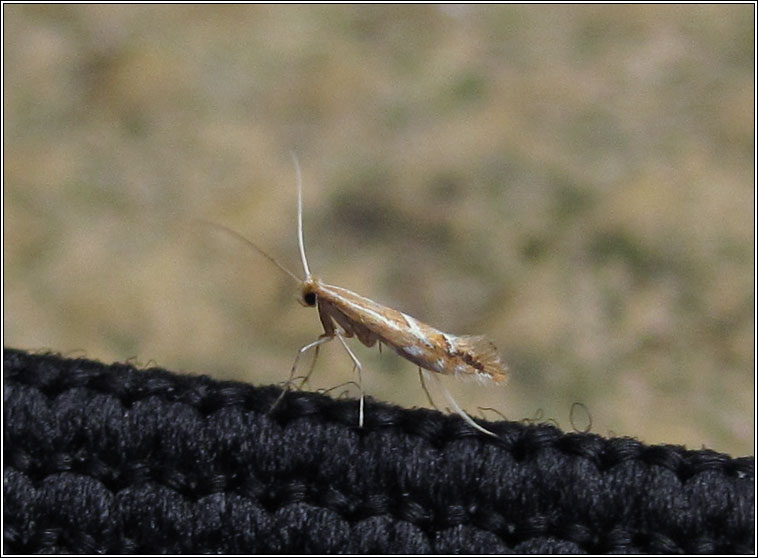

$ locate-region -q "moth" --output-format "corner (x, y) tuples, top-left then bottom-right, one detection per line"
(210, 156), (508, 436)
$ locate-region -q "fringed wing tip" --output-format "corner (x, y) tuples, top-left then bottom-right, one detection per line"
(456, 335), (509, 384)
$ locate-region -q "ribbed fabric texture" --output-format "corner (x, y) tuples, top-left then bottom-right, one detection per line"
(3, 348), (754, 554)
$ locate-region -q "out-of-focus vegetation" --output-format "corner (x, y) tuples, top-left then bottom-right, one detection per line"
(4, 5), (753, 455)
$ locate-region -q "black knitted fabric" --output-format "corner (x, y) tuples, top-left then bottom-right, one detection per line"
(3, 348), (754, 554)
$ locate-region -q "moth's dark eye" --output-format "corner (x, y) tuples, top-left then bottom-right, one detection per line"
(303, 292), (317, 306)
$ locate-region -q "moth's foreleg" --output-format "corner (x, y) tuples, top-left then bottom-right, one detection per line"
(297, 342), (322, 392)
(270, 334), (334, 415)
(335, 333), (365, 428)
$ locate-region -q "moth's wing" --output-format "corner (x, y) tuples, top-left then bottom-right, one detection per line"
(322, 302), (379, 347)
(454, 335), (508, 383)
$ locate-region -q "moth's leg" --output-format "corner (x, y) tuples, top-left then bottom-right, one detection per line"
(425, 372), (497, 437)
(418, 368), (438, 410)
(269, 334), (334, 414)
(317, 301), (337, 336)
(297, 343), (321, 392)
(335, 333), (365, 428)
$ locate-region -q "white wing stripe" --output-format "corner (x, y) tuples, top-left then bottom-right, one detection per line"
(333, 295), (404, 333)
(401, 313), (431, 346)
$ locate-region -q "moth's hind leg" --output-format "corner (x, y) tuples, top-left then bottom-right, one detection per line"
(269, 334), (334, 415)
(335, 333), (365, 428)
(418, 367), (438, 410)
(423, 371), (497, 437)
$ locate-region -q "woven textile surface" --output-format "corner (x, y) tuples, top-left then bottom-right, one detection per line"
(3, 348), (754, 553)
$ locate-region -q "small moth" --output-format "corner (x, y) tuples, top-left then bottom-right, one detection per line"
(211, 156), (508, 436)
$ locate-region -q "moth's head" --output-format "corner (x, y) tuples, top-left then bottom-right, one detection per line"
(298, 277), (319, 307)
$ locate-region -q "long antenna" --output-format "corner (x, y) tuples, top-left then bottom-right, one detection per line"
(199, 220), (302, 284)
(291, 152), (312, 279)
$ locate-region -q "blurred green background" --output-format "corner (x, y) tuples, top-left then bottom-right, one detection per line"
(4, 5), (754, 455)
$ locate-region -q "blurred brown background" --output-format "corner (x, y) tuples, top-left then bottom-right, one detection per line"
(4, 5), (754, 455)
